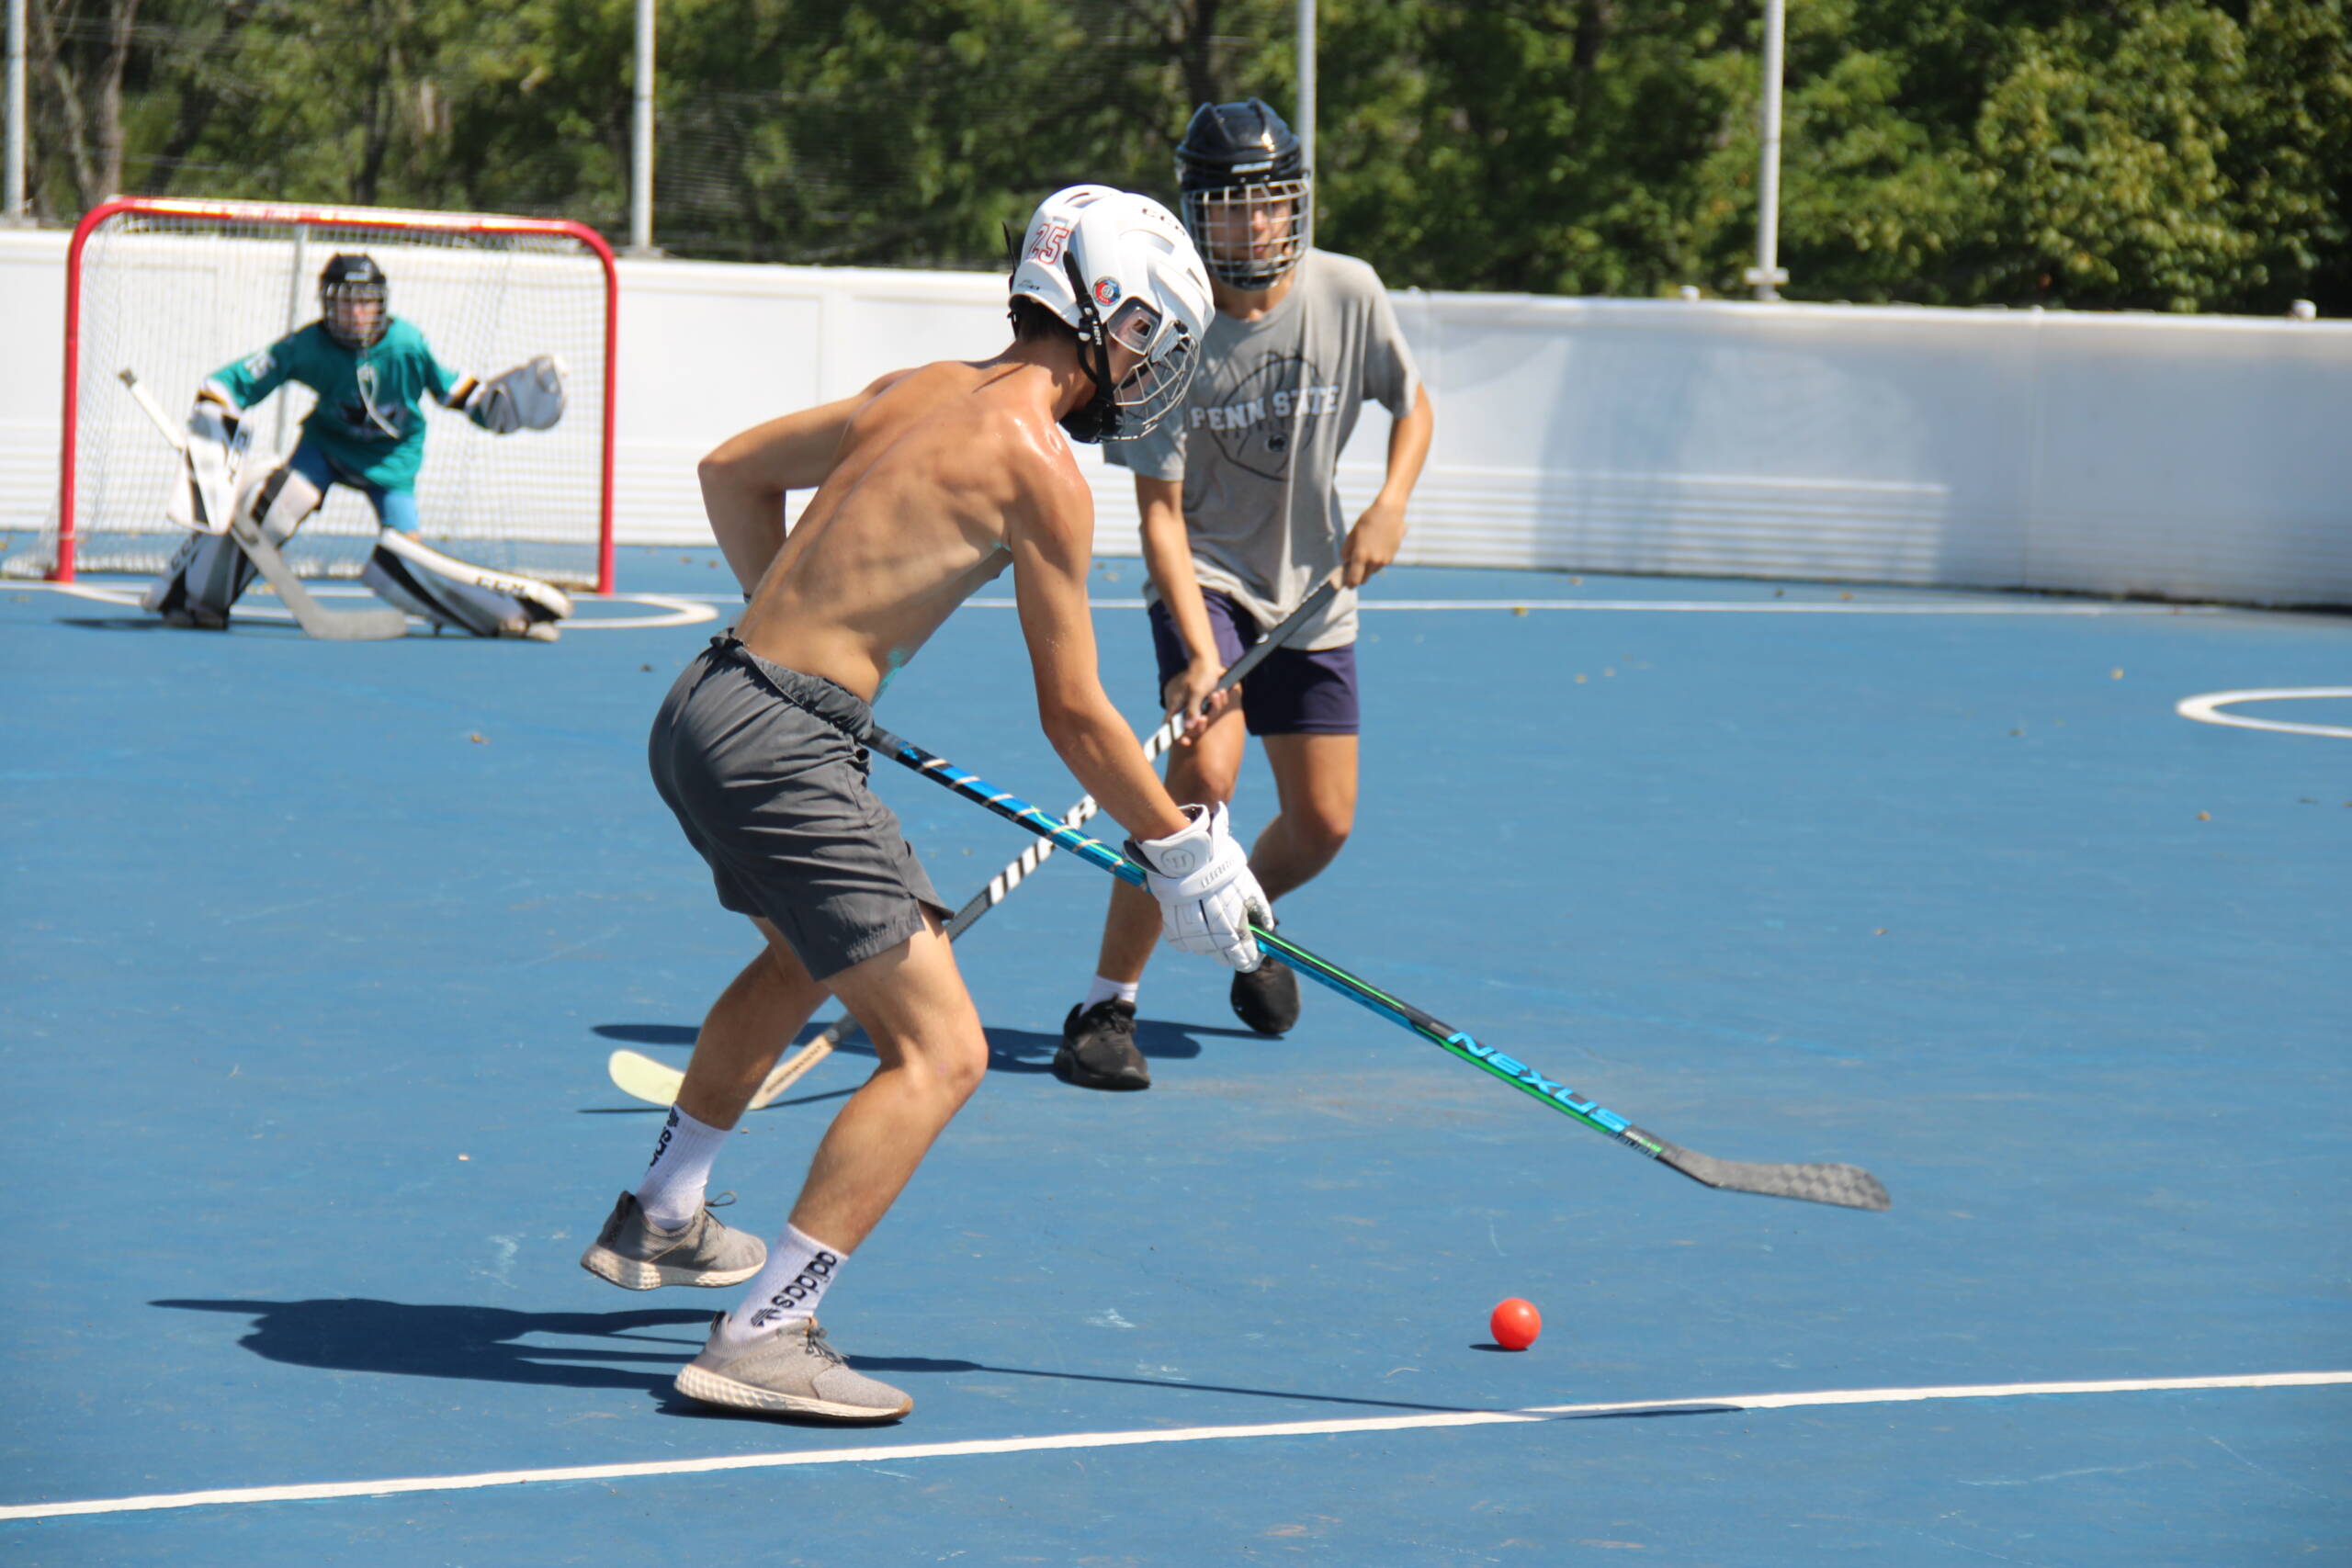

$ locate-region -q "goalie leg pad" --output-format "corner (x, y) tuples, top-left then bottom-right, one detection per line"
(145, 462), (319, 626)
(362, 527), (570, 640)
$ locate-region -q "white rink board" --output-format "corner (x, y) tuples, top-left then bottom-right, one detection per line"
(5, 227), (2347, 604)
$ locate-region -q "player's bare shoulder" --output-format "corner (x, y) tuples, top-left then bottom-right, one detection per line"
(1005, 400), (1091, 509)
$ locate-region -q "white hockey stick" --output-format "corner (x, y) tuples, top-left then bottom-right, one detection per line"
(605, 570), (1346, 1110)
(119, 369), (409, 642)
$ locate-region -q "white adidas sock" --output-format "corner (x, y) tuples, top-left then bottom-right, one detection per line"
(1081, 974), (1140, 1011)
(720, 1223), (849, 1345)
(635, 1105), (730, 1231)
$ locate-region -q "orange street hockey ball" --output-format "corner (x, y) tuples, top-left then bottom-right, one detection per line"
(1490, 1297), (1541, 1350)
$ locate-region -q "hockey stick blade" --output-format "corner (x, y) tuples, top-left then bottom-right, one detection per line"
(606, 1031), (842, 1111)
(1645, 1136), (1891, 1211)
(605, 1048), (685, 1106)
(229, 516), (410, 641)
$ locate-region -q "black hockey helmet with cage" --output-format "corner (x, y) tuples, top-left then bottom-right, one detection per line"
(319, 253), (389, 347)
(1175, 99), (1312, 290)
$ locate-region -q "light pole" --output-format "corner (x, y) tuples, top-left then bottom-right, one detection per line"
(1295, 0), (1316, 173)
(1744, 0), (1790, 300)
(628, 0), (657, 255)
(4, 0), (27, 222)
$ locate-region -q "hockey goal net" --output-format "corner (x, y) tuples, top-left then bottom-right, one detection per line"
(14, 197), (616, 592)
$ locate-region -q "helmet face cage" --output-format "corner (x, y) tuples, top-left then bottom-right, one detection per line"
(1055, 252), (1199, 443)
(1179, 177), (1310, 291)
(319, 254), (388, 349)
(1176, 98), (1312, 290)
(1108, 321), (1197, 437)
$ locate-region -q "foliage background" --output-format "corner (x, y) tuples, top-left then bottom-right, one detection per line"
(20, 0), (2351, 311)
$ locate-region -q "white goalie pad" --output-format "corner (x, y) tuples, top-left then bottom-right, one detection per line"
(361, 527), (571, 640)
(469, 355), (568, 434)
(141, 457), (318, 624)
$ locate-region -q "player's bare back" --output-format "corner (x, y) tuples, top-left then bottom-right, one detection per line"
(736, 360), (1077, 702)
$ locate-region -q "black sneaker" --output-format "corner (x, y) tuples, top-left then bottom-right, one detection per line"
(1230, 958), (1300, 1036)
(1056, 998), (1148, 1090)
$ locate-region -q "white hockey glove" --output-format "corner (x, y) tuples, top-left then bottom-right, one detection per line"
(467, 354), (568, 434)
(1125, 803), (1270, 972)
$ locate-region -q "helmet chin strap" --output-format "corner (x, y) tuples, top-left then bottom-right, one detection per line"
(1057, 251), (1122, 445)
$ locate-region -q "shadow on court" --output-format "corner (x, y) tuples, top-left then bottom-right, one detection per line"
(147, 1296), (1714, 1427)
(58, 615), (202, 633)
(153, 1299), (716, 1393)
(592, 1019), (1257, 1080)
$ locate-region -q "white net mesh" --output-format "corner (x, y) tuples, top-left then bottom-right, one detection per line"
(8, 201), (612, 587)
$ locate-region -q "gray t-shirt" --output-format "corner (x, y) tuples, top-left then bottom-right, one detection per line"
(1107, 249), (1419, 650)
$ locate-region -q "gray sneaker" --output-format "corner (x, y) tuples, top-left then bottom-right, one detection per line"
(674, 1314), (913, 1423)
(579, 1190), (766, 1290)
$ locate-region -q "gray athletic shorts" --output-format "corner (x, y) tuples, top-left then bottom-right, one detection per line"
(649, 636), (949, 982)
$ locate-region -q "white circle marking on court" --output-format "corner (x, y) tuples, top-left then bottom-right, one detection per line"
(563, 592), (718, 629)
(2176, 688), (2352, 740)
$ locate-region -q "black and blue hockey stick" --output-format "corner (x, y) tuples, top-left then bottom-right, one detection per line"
(873, 725), (1891, 1213)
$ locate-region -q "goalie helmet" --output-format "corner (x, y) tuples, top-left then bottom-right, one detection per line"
(319, 253), (389, 349)
(1176, 98), (1312, 291)
(1008, 185), (1211, 444)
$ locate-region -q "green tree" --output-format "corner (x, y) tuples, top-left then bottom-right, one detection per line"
(23, 0), (2352, 313)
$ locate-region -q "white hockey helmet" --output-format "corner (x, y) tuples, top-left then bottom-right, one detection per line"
(1008, 185), (1212, 443)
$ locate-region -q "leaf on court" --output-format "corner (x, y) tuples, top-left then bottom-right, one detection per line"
(1575, 673), (1587, 683)
(469, 731), (487, 744)
(1513, 604), (1529, 616)
(1873, 928), (1888, 935)
(2111, 668), (2124, 679)
(2197, 811), (2211, 820)
(639, 663), (652, 671)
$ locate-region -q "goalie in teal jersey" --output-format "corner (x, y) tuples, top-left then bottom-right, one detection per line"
(142, 253), (574, 639)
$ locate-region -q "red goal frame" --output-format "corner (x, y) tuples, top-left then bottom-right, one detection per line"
(55, 197), (619, 592)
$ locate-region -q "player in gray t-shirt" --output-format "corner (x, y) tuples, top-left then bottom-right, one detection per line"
(1057, 98), (1436, 1091)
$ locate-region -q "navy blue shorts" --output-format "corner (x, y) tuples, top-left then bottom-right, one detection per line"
(1148, 591), (1360, 737)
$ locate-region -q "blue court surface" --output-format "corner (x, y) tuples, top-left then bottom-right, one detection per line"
(6, 553), (2347, 1565)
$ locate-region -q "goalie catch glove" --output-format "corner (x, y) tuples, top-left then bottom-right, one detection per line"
(1125, 803), (1270, 972)
(461, 354), (568, 434)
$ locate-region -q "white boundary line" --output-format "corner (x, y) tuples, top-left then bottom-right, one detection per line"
(12, 582), (2222, 618)
(7, 581), (716, 631)
(2176, 687), (2352, 740)
(5, 1370), (2342, 1523)
(648, 592), (2220, 616)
